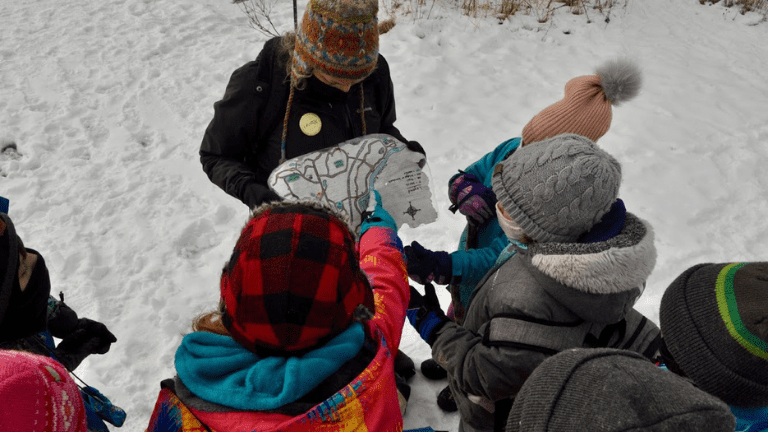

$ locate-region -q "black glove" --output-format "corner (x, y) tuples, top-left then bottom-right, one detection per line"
(404, 241), (452, 285)
(244, 185), (283, 210)
(59, 318), (117, 356)
(407, 283), (449, 346)
(47, 293), (80, 338)
(406, 140), (426, 155)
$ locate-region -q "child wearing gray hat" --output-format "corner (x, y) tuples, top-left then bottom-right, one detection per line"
(658, 262), (768, 432)
(404, 59), (643, 411)
(407, 133), (660, 432)
(506, 348), (736, 432)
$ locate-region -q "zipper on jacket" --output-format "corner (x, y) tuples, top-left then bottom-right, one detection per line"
(344, 105), (356, 138)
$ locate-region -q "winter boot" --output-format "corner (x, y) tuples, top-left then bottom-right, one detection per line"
(395, 372), (411, 416)
(394, 349), (416, 381)
(420, 358), (447, 380)
(436, 385), (458, 413)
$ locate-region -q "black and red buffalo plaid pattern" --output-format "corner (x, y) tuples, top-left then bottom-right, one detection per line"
(220, 203), (374, 355)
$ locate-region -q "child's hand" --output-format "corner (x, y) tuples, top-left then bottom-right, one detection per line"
(360, 190), (397, 235)
(407, 283), (449, 346)
(448, 171), (497, 225)
(404, 241), (452, 285)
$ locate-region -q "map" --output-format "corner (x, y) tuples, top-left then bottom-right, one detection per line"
(268, 134), (438, 235)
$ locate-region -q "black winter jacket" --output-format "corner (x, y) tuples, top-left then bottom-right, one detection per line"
(200, 36), (412, 209)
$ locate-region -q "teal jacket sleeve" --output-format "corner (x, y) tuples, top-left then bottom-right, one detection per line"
(446, 137), (521, 291)
(450, 235), (508, 291)
(462, 137), (521, 184)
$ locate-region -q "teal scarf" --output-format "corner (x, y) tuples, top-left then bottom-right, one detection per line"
(175, 322), (365, 411)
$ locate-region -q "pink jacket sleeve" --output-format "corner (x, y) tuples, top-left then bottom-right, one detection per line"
(358, 226), (409, 350)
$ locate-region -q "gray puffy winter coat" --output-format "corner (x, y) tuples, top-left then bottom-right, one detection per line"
(431, 213), (660, 432)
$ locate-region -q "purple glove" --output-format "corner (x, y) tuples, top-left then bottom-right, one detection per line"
(448, 171), (497, 225)
(404, 241), (452, 285)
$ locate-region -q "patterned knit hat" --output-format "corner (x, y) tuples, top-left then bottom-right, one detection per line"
(0, 212), (19, 326)
(659, 262), (768, 408)
(292, 0), (379, 83)
(506, 348), (735, 432)
(0, 350), (88, 432)
(491, 133), (622, 243)
(220, 201), (375, 355)
(521, 58), (642, 146)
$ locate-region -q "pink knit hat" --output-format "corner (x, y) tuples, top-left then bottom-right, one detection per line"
(0, 351), (87, 432)
(521, 58), (642, 146)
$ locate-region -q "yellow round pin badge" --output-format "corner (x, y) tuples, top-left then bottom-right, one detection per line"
(300, 113), (322, 136)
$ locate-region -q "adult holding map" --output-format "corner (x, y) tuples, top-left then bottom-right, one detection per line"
(199, 0), (424, 210)
(199, 0), (423, 410)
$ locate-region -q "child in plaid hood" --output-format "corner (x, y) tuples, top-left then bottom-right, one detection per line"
(147, 199), (412, 432)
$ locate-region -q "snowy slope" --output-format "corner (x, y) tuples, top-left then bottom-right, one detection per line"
(1, 0), (767, 430)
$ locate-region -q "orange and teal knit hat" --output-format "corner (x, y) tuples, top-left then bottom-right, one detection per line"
(292, 0), (379, 83)
(220, 201), (374, 356)
(660, 262), (768, 408)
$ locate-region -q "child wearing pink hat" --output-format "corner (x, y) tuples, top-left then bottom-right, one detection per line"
(0, 350), (88, 432)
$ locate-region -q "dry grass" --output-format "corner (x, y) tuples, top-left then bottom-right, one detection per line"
(236, 0), (766, 34)
(234, 0), (282, 37)
(700, 0), (768, 14)
(380, 0), (625, 23)
(379, 0), (766, 23)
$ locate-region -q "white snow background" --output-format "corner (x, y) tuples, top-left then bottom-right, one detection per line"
(2, 0), (767, 430)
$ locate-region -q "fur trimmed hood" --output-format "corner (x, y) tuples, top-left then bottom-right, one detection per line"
(528, 213), (656, 295)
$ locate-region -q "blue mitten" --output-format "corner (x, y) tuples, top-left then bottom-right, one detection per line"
(360, 190), (398, 235)
(448, 171), (497, 225)
(407, 283), (449, 346)
(404, 241), (452, 285)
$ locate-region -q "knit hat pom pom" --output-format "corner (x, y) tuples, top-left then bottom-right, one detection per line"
(596, 58), (642, 106)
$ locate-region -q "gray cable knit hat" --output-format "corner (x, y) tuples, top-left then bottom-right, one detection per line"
(506, 348), (736, 432)
(491, 133), (621, 243)
(659, 262), (768, 408)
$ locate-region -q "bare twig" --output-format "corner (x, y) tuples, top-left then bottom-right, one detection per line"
(235, 0), (282, 37)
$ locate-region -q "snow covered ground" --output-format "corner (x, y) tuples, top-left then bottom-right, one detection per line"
(2, 0), (767, 430)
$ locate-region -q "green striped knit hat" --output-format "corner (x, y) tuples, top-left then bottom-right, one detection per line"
(660, 262), (768, 408)
(292, 0), (379, 83)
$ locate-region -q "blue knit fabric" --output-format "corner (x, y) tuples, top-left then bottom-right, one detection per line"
(175, 322), (365, 411)
(578, 199), (626, 244)
(659, 364), (768, 432)
(731, 405), (768, 432)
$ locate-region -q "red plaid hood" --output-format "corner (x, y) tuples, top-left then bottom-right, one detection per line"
(221, 202), (374, 355)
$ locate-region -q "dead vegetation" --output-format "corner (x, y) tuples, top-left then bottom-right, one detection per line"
(235, 0), (766, 35)
(700, 0), (767, 14)
(380, 0), (624, 24)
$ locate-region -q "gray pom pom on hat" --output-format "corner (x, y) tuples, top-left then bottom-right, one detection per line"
(596, 57), (643, 106)
(491, 134), (621, 243)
